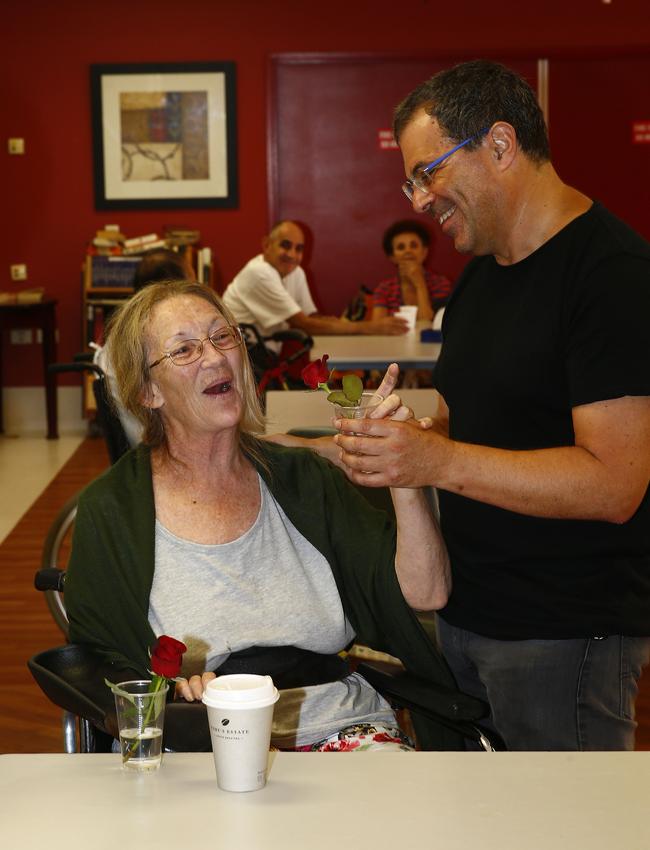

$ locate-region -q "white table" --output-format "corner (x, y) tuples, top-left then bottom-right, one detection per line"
(1, 752), (649, 849)
(264, 388), (440, 433)
(311, 322), (441, 371)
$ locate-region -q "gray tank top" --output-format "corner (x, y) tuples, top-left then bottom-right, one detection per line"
(148, 475), (394, 747)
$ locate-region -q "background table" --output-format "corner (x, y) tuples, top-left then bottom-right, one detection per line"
(0, 300), (58, 438)
(1, 752), (648, 849)
(311, 322), (441, 371)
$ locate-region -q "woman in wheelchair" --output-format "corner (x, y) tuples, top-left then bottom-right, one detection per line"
(65, 280), (451, 752)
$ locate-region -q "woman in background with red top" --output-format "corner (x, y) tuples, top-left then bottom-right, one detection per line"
(371, 219), (452, 323)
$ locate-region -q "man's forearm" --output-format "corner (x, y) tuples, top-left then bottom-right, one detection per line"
(292, 314), (363, 335)
(290, 313), (407, 336)
(337, 400), (650, 523)
(399, 432), (645, 522)
(434, 439), (632, 520)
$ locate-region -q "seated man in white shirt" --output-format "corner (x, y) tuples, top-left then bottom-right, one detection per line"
(223, 220), (408, 349)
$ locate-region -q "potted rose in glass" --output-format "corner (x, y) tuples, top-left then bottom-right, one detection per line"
(107, 635), (187, 771)
(301, 355), (381, 420)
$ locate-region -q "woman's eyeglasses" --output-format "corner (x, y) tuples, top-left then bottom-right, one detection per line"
(149, 326), (244, 369)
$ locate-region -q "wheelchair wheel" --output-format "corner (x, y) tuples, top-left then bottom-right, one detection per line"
(40, 492), (79, 639)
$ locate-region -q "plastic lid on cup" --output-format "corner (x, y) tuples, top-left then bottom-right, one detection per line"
(202, 674), (279, 710)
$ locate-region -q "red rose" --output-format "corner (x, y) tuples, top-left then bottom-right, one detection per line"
(301, 355), (330, 389)
(150, 635), (187, 679)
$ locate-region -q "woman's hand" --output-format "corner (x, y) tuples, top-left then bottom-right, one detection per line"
(174, 671), (216, 701)
(397, 262), (434, 322)
(367, 363), (414, 422)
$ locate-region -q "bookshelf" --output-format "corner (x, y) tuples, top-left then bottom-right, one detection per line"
(81, 242), (213, 416)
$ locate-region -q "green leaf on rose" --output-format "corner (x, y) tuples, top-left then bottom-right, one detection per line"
(341, 374), (363, 403)
(327, 390), (356, 406)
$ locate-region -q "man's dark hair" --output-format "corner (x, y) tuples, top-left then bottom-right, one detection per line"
(382, 219), (431, 256)
(393, 60), (550, 162)
(132, 248), (188, 292)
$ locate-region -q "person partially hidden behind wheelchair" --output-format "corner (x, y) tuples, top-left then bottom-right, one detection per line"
(65, 280), (452, 752)
(93, 247), (194, 447)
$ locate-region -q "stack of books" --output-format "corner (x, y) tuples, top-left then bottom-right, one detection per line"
(90, 227), (125, 255)
(122, 233), (167, 256)
(84, 225), (212, 289)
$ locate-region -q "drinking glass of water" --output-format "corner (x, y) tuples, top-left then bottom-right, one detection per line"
(111, 679), (168, 771)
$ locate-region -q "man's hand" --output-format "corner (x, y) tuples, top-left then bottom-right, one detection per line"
(335, 415), (449, 489)
(334, 362), (445, 488)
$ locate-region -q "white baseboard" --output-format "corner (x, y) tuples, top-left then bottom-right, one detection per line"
(2, 387), (87, 436)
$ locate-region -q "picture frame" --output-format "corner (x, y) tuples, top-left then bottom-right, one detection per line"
(90, 62), (238, 210)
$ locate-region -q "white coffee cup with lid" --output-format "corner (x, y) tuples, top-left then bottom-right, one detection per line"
(203, 674), (279, 792)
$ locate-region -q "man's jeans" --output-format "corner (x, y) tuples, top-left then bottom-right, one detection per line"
(437, 617), (650, 750)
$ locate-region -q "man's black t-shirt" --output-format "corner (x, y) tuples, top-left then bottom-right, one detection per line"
(434, 202), (650, 639)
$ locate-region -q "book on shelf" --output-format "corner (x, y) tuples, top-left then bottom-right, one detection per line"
(122, 238), (167, 256)
(95, 229), (126, 243)
(85, 255), (141, 290)
(123, 232), (159, 249)
(196, 246), (212, 285)
(92, 238), (122, 250)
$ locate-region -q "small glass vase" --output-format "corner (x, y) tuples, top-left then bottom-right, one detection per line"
(332, 390), (382, 421)
(111, 679), (168, 772)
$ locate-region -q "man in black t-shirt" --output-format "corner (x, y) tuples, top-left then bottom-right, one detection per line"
(335, 60), (650, 750)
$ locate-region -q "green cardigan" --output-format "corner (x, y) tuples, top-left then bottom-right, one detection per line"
(65, 441), (473, 749)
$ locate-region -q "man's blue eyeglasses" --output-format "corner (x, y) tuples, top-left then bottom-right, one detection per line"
(402, 127), (489, 201)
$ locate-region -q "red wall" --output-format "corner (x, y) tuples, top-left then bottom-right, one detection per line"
(2, 0), (649, 386)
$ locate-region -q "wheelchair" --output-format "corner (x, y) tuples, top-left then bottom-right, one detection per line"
(34, 359), (129, 638)
(28, 358), (503, 753)
(239, 323), (313, 399)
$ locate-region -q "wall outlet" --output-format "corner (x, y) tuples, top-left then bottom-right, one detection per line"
(8, 138), (25, 155)
(10, 329), (33, 345)
(10, 264), (27, 281)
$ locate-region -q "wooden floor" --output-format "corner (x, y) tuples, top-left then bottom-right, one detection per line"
(1, 435), (649, 753)
(0, 436), (110, 753)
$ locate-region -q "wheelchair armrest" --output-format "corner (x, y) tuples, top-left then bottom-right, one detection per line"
(356, 661), (504, 750)
(28, 644), (213, 751)
(356, 661), (485, 722)
(34, 567), (66, 592)
(28, 645), (139, 739)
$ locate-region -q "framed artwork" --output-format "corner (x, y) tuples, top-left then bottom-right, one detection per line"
(90, 62), (237, 210)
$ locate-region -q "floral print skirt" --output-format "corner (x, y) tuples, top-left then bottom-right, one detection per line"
(293, 722), (414, 752)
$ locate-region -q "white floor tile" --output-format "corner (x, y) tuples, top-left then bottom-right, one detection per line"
(0, 434), (85, 544)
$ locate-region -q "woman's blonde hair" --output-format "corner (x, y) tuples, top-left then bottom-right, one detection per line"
(105, 280), (266, 459)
